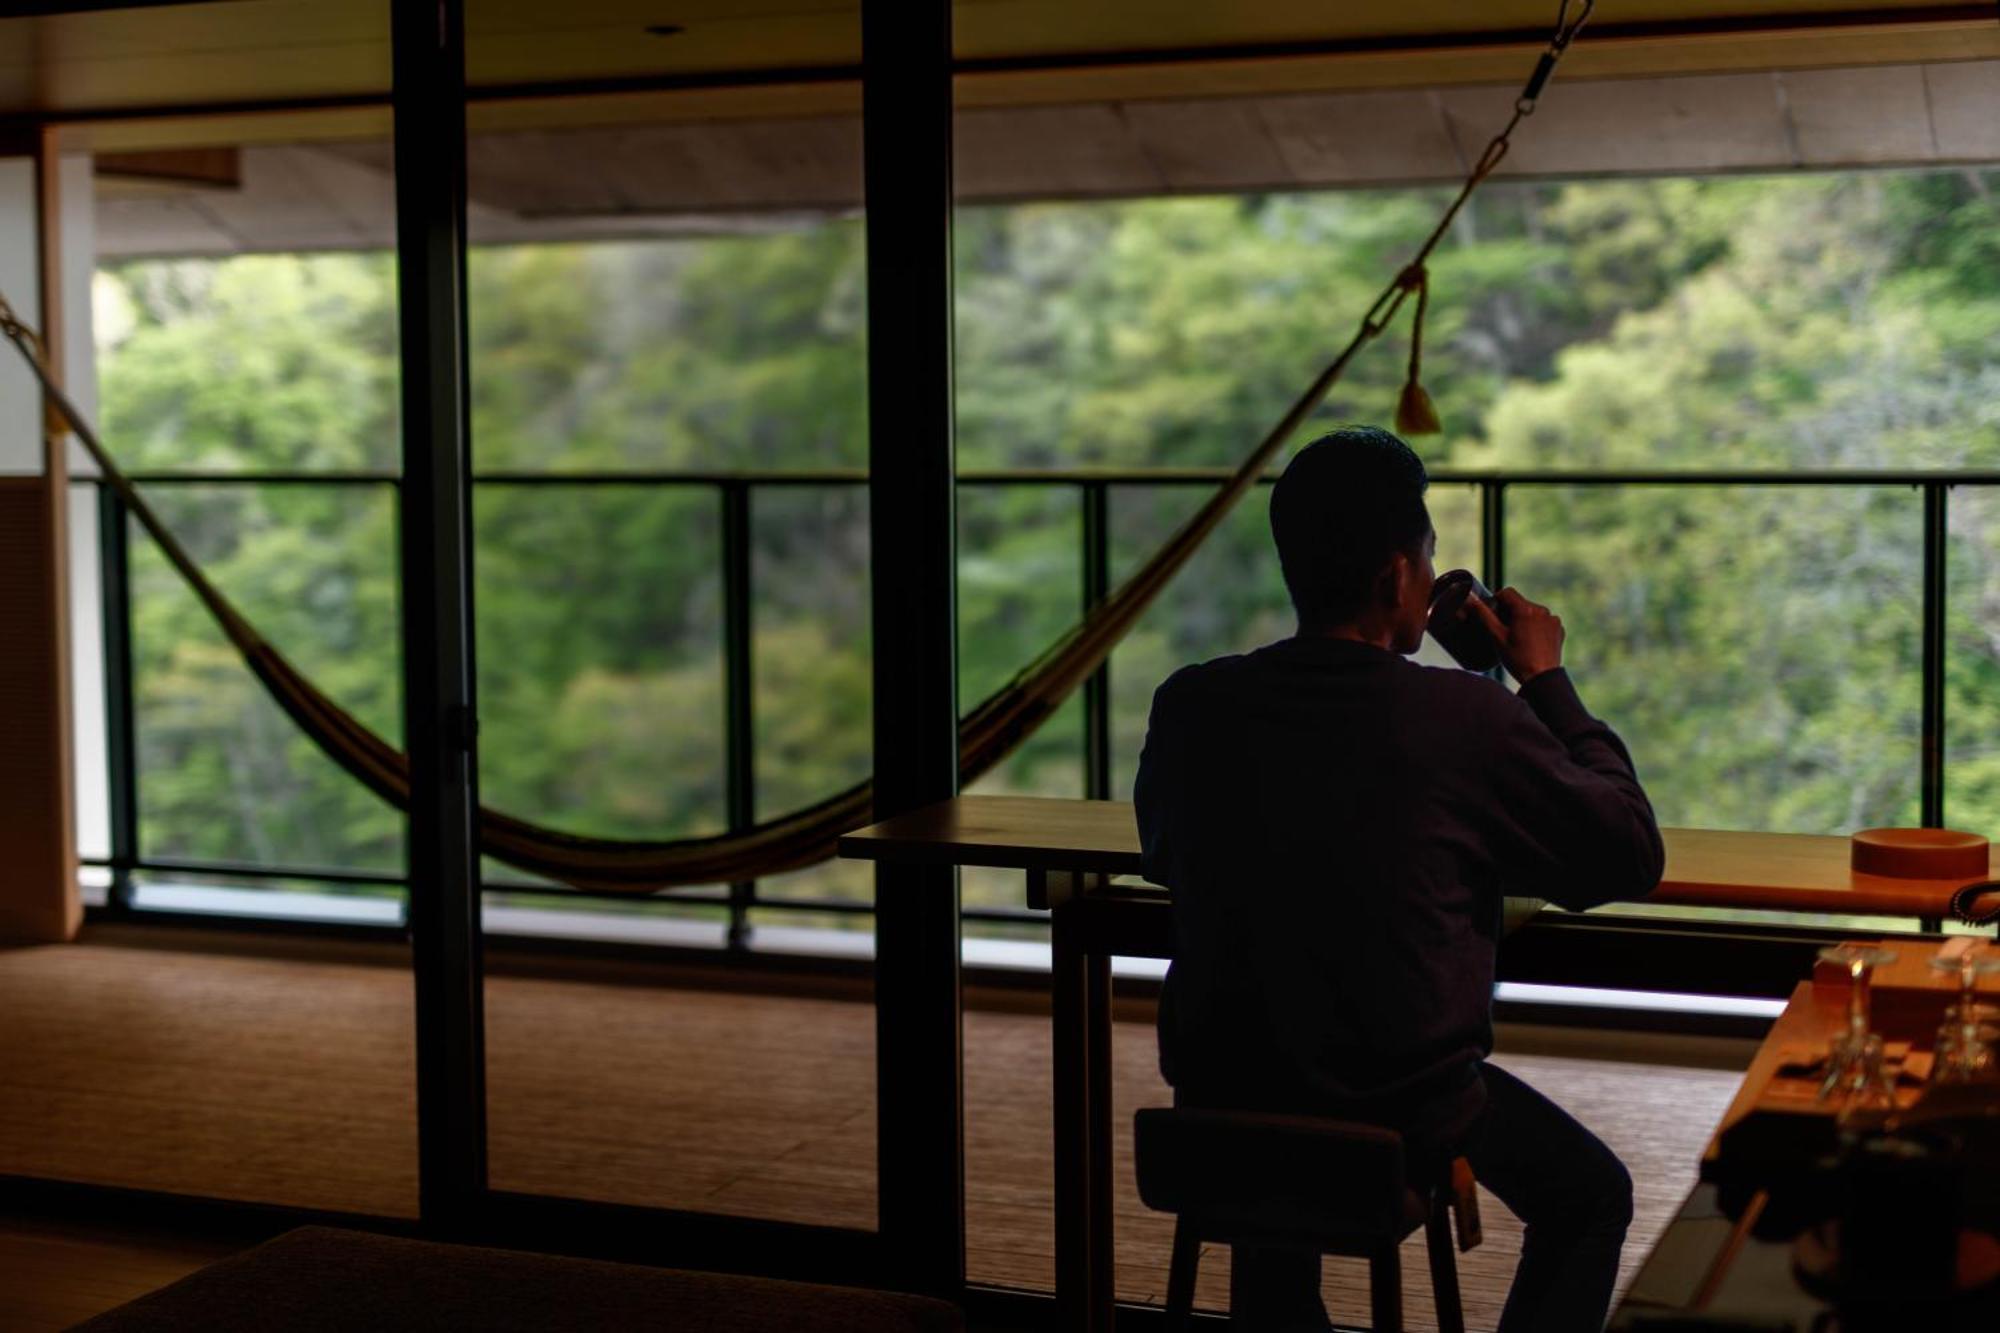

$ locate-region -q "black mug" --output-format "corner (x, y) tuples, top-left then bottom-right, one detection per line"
(1427, 569), (1502, 672)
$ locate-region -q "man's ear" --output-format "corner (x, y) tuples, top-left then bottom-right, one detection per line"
(1375, 552), (1409, 609)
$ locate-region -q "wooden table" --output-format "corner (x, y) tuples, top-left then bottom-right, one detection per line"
(843, 795), (2000, 918)
(839, 796), (1996, 1330)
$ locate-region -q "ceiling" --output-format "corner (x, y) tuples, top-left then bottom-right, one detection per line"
(3, 1), (1997, 154)
(11, 1), (1996, 260)
(92, 56), (2000, 258)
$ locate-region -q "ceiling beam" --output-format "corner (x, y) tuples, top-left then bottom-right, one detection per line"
(7, 3), (1997, 153)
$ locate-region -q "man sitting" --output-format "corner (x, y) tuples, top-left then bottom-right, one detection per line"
(1134, 426), (1664, 1332)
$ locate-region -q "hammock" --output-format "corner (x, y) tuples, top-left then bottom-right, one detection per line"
(0, 3), (1594, 894)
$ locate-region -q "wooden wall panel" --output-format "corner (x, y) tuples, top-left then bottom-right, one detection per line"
(0, 478), (80, 942)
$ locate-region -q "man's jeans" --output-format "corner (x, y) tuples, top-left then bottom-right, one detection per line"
(1233, 1061), (1634, 1333)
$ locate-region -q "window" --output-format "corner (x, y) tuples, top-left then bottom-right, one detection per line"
(86, 166), (2000, 949)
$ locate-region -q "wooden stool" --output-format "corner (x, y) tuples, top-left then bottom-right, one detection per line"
(1133, 1107), (1467, 1333)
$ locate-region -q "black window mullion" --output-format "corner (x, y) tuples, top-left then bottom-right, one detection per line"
(1081, 480), (1111, 800)
(1481, 478), (1505, 593)
(722, 480), (757, 950)
(1921, 481), (1948, 830)
(97, 481), (140, 912)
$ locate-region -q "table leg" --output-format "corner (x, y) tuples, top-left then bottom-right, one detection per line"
(1051, 888), (1116, 1331)
(1087, 939), (1114, 1320)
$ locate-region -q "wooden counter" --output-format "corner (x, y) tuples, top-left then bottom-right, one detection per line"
(841, 795), (1994, 919)
(1651, 827), (1998, 918)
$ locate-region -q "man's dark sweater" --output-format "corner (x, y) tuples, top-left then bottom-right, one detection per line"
(1134, 636), (1663, 1146)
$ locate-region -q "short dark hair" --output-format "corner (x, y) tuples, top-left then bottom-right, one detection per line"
(1269, 426), (1431, 628)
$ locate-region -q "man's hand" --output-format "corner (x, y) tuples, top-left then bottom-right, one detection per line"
(1467, 587), (1564, 684)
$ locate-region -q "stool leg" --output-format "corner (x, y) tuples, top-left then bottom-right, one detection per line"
(1164, 1217), (1199, 1333)
(1369, 1242), (1402, 1333)
(1425, 1200), (1465, 1333)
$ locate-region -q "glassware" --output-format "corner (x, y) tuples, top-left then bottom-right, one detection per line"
(1929, 1013), (1998, 1084)
(1817, 944), (1899, 1104)
(1927, 942), (2000, 1024)
(1924, 944), (2000, 1084)
(1831, 1034), (1899, 1129)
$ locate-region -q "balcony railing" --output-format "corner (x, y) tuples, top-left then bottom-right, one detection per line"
(77, 465), (2000, 948)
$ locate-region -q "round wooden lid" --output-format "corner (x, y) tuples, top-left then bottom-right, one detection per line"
(1851, 827), (1991, 880)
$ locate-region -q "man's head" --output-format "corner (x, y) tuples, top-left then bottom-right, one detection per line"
(1269, 426), (1435, 652)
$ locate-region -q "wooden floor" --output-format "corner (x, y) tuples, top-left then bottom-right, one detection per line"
(0, 1212), (238, 1333)
(0, 930), (1746, 1331)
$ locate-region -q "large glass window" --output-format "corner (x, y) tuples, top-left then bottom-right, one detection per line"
(96, 252), (400, 473)
(749, 484), (872, 914)
(95, 245), (408, 915)
(474, 483), (724, 843)
(46, 53), (423, 1211)
(89, 165), (2000, 943)
(466, 234), (866, 474)
(1508, 484), (1922, 834)
(1948, 486), (2000, 831)
(132, 481), (402, 873)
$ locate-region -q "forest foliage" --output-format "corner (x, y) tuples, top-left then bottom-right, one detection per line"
(90, 168), (2000, 913)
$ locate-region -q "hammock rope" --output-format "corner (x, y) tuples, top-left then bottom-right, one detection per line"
(0, 0), (1592, 894)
